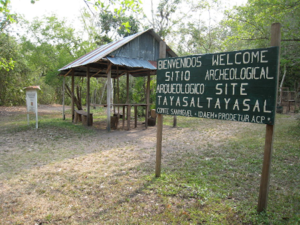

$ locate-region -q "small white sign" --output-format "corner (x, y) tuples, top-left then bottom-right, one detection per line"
(26, 91), (37, 113)
(25, 87), (40, 129)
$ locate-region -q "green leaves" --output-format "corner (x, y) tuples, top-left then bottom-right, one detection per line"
(222, 0), (300, 92)
(0, 0), (16, 31)
(0, 57), (14, 71)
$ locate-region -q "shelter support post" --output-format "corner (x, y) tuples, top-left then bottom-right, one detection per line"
(117, 76), (120, 115)
(258, 22), (281, 213)
(126, 72), (129, 103)
(156, 40), (166, 177)
(86, 66), (91, 126)
(107, 63), (112, 131)
(71, 71), (75, 122)
(62, 76), (65, 120)
(123, 105), (125, 129)
(127, 105), (131, 130)
(126, 72), (130, 130)
(145, 72), (150, 129)
(113, 78), (116, 113)
(134, 105), (137, 128)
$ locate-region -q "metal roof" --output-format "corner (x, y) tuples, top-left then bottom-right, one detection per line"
(106, 57), (156, 70)
(58, 28), (177, 78)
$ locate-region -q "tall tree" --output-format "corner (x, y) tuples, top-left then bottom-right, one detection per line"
(83, 0), (142, 40)
(223, 0), (300, 90)
(18, 15), (98, 105)
(146, 0), (183, 39)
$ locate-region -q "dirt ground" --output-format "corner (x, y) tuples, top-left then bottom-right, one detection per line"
(0, 104), (298, 224)
(0, 104), (70, 116)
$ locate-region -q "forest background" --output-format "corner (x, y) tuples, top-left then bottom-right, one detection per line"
(0, 0), (299, 107)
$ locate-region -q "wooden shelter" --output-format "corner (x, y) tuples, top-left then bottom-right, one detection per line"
(58, 28), (177, 131)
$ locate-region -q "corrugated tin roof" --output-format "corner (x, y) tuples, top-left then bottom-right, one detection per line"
(107, 57), (156, 70)
(59, 28), (177, 72)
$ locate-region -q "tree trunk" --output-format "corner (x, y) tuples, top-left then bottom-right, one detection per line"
(65, 83), (82, 110)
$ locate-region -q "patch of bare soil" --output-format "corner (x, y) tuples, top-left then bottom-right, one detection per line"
(0, 104), (70, 116)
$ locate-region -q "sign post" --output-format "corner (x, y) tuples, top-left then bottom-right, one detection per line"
(25, 86), (41, 129)
(156, 40), (166, 177)
(257, 22), (281, 213)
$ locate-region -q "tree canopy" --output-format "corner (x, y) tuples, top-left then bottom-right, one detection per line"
(0, 0), (299, 106)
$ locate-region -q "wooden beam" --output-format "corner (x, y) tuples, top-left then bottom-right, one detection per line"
(127, 68), (149, 73)
(63, 69), (73, 77)
(113, 78), (116, 113)
(117, 71), (127, 79)
(126, 72), (129, 103)
(134, 105), (137, 128)
(86, 66), (90, 126)
(117, 66), (120, 114)
(145, 72), (150, 129)
(127, 105), (131, 130)
(257, 22), (281, 213)
(62, 76), (65, 120)
(122, 105), (125, 129)
(126, 72), (130, 130)
(107, 63), (112, 131)
(71, 70), (75, 122)
(106, 63), (113, 74)
(91, 68), (104, 77)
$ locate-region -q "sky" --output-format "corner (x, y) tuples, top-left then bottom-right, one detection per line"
(10, 0), (247, 29)
(10, 0), (157, 26)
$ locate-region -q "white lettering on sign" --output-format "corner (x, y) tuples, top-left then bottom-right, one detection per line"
(158, 56), (202, 70)
(212, 50), (269, 66)
(204, 66), (273, 81)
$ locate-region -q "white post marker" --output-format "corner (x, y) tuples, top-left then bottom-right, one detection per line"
(25, 86), (41, 129)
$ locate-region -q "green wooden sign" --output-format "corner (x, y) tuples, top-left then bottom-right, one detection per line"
(156, 47), (279, 125)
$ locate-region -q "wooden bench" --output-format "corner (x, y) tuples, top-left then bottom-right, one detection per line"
(75, 110), (93, 126)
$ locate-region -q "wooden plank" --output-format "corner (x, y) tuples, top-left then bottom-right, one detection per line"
(107, 63), (112, 131)
(71, 71), (75, 122)
(155, 40), (166, 177)
(86, 66), (90, 126)
(257, 22), (281, 213)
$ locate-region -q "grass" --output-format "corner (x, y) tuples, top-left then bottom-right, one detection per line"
(0, 109), (299, 224)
